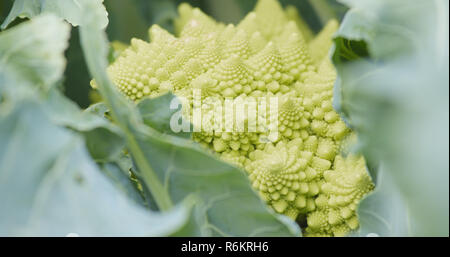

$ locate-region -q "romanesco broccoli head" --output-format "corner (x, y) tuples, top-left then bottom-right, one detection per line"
(100, 0), (374, 237)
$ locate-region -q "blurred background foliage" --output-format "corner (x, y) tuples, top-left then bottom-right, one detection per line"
(0, 0), (346, 108)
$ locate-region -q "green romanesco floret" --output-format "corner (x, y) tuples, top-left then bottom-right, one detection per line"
(305, 154), (374, 236)
(99, 0), (374, 236)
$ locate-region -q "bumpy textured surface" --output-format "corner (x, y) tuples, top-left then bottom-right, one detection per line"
(101, 0), (374, 236)
(305, 154), (374, 236)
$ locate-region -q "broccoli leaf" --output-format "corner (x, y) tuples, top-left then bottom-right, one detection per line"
(356, 166), (412, 237)
(333, 0), (449, 236)
(0, 14), (193, 237)
(0, 14), (70, 98)
(44, 89), (125, 162)
(0, 13), (124, 163)
(0, 100), (192, 236)
(135, 127), (301, 236)
(1, 0), (108, 29)
(98, 153), (148, 208)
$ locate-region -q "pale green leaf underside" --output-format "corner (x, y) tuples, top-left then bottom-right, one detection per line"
(0, 14), (70, 98)
(134, 127), (301, 236)
(356, 166), (412, 237)
(0, 14), (190, 237)
(43, 90), (125, 162)
(0, 100), (191, 236)
(1, 0), (108, 29)
(334, 0), (449, 236)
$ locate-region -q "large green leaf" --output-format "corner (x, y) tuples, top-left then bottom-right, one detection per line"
(44, 89), (125, 162)
(1, 0), (108, 29)
(98, 152), (147, 207)
(79, 0), (300, 236)
(333, 0), (449, 236)
(356, 166), (412, 237)
(0, 8), (124, 163)
(135, 128), (301, 236)
(0, 14), (70, 98)
(136, 94), (299, 235)
(0, 100), (191, 236)
(0, 13), (193, 236)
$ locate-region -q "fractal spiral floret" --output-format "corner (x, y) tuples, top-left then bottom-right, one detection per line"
(99, 0), (374, 236)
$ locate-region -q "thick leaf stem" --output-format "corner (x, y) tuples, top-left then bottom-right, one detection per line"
(126, 136), (173, 211)
(79, 26), (173, 211)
